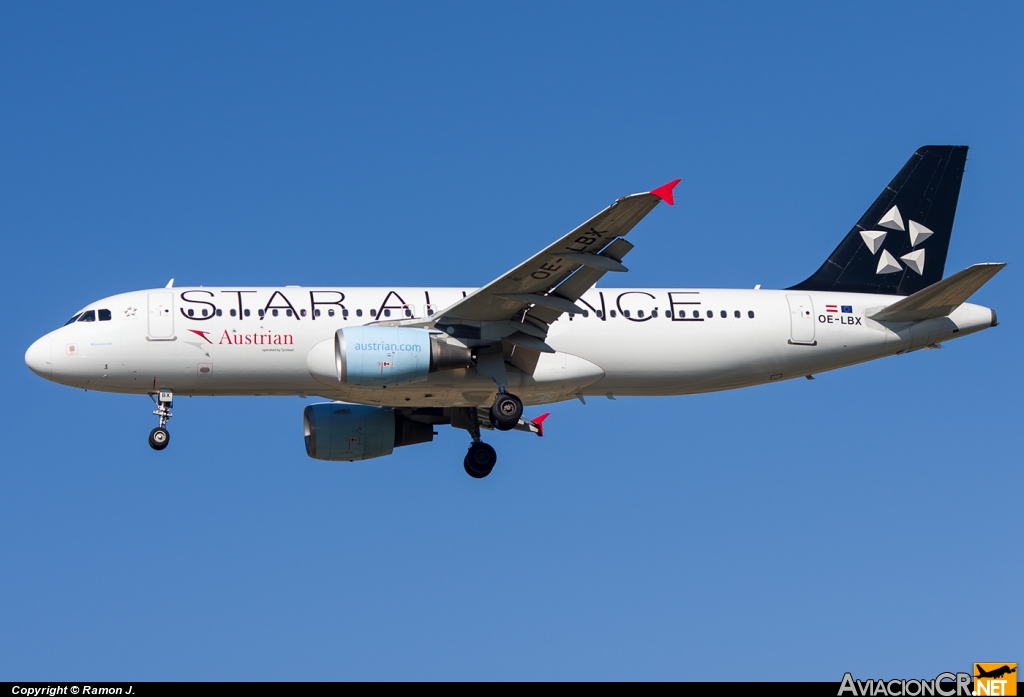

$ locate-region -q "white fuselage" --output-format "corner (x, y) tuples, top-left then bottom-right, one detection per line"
(26, 285), (997, 407)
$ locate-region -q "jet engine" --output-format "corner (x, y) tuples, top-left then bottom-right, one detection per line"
(303, 403), (434, 461)
(307, 326), (472, 388)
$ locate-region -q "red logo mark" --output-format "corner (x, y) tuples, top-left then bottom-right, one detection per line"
(188, 329), (213, 343)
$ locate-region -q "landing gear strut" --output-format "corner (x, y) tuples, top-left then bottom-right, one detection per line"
(454, 406), (499, 479)
(489, 390), (523, 431)
(148, 390), (173, 451)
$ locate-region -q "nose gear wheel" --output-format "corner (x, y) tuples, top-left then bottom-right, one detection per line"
(149, 427), (170, 450)
(148, 390), (174, 451)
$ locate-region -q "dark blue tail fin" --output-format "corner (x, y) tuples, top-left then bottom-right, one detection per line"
(789, 145), (968, 296)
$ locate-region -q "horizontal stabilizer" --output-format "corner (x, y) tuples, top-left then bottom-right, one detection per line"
(868, 263), (1006, 322)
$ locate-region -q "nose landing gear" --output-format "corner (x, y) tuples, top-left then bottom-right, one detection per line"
(148, 390), (173, 451)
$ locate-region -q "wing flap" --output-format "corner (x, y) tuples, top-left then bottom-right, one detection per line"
(524, 239), (637, 325)
(868, 263), (1006, 322)
(435, 185), (674, 325)
(505, 331), (555, 353)
(557, 253), (628, 273)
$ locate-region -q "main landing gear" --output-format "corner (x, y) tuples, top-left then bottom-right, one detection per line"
(148, 390), (173, 451)
(459, 405), (496, 478)
(464, 442), (497, 479)
(458, 390), (524, 478)
(489, 390), (523, 431)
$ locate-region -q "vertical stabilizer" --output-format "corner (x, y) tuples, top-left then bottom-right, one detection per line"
(789, 146), (967, 296)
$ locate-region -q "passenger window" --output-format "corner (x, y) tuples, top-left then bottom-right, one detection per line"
(356, 309), (363, 317)
(748, 310), (755, 318)
(405, 309), (412, 317)
(230, 309), (237, 317)
(79, 310), (96, 322)
(637, 310), (644, 318)
(244, 309), (251, 317)
(383, 309), (391, 317)
(187, 309), (194, 317)
(216, 309), (223, 317)
(734, 310), (740, 318)
(370, 309), (377, 317)
(720, 310), (727, 318)
(98, 309), (112, 321)
(623, 310), (631, 318)
(272, 309), (279, 317)
(706, 310), (713, 318)
(328, 309), (335, 317)
(610, 310), (617, 318)
(202, 309), (209, 317)
(258, 309), (265, 318)
(693, 310), (700, 318)
(286, 309), (293, 317)
(64, 313), (82, 326)
(582, 311), (589, 318)
(300, 309), (307, 317)
(652, 310), (657, 318)
(342, 309), (348, 318)
(314, 309), (321, 317)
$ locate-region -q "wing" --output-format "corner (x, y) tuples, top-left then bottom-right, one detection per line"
(433, 179), (679, 372)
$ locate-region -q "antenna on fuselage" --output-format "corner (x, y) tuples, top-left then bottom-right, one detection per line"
(165, 278), (174, 288)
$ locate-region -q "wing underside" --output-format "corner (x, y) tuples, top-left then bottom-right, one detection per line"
(433, 181), (679, 374)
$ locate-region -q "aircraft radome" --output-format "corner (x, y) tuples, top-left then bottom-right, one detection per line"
(25, 146), (1005, 478)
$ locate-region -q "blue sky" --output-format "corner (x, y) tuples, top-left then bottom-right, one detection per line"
(1, 1), (1021, 680)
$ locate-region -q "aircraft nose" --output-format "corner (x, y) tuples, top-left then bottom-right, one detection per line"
(25, 334), (52, 378)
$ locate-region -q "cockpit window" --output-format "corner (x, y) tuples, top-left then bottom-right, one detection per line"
(78, 310), (96, 322)
(98, 309), (112, 321)
(64, 313), (83, 326)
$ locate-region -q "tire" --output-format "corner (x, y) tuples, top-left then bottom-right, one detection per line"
(464, 442), (497, 478)
(464, 456), (490, 479)
(149, 427), (170, 451)
(489, 393), (523, 431)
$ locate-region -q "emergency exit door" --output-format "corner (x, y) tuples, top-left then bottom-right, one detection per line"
(148, 292), (175, 339)
(786, 294), (816, 345)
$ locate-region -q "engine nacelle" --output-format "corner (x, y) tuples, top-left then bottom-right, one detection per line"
(307, 326), (472, 388)
(303, 403), (434, 461)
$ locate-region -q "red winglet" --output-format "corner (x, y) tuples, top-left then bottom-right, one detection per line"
(649, 178), (681, 205)
(531, 412), (551, 437)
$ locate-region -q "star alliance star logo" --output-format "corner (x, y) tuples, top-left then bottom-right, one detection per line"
(124, 307), (137, 317)
(860, 205), (932, 276)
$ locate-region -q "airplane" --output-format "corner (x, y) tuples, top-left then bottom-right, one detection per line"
(24, 145), (1005, 479)
(976, 665), (1016, 680)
